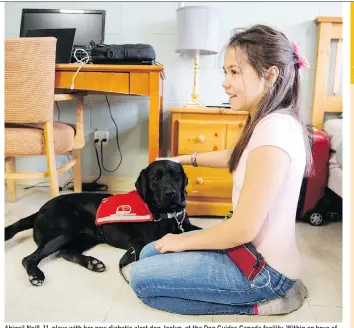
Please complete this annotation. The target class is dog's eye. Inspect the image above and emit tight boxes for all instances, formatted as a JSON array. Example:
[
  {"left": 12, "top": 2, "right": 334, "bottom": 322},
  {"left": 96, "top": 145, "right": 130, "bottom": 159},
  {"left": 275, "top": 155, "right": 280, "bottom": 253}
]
[
  {"left": 172, "top": 172, "right": 178, "bottom": 178},
  {"left": 152, "top": 176, "right": 160, "bottom": 181}
]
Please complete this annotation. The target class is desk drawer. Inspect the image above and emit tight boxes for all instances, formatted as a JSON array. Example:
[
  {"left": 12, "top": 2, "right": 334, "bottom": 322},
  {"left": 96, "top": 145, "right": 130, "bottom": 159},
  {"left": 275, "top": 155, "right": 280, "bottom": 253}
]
[
  {"left": 177, "top": 120, "right": 226, "bottom": 154},
  {"left": 55, "top": 72, "right": 130, "bottom": 93},
  {"left": 184, "top": 166, "right": 233, "bottom": 199}
]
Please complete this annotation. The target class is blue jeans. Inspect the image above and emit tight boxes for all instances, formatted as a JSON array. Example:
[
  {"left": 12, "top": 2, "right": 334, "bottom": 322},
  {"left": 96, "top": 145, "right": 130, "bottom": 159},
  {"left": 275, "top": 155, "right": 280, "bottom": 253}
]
[{"left": 129, "top": 240, "right": 295, "bottom": 315}]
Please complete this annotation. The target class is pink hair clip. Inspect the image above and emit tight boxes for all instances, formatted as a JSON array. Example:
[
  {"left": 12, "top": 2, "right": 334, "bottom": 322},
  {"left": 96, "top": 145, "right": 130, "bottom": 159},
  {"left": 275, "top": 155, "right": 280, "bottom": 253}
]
[{"left": 292, "top": 42, "right": 310, "bottom": 69}]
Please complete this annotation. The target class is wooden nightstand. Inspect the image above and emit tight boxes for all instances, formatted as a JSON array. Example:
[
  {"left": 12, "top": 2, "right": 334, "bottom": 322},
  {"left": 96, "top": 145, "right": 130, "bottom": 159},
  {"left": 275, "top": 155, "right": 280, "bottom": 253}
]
[{"left": 169, "top": 107, "right": 249, "bottom": 217}]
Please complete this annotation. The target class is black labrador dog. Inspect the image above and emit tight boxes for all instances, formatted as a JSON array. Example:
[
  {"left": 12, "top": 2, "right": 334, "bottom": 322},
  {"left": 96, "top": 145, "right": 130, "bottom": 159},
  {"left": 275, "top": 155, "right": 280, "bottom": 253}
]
[{"left": 5, "top": 160, "right": 201, "bottom": 286}]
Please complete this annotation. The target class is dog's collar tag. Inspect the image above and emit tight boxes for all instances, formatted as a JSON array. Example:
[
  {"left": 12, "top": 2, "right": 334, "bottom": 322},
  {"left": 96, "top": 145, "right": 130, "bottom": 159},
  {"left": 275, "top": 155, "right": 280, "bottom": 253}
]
[{"left": 174, "top": 211, "right": 186, "bottom": 232}]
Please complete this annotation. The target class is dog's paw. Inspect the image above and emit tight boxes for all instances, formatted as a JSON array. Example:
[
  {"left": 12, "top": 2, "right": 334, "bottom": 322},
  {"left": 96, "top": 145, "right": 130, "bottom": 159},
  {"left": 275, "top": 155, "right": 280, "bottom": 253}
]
[
  {"left": 28, "top": 268, "right": 45, "bottom": 286},
  {"left": 86, "top": 256, "right": 106, "bottom": 272}
]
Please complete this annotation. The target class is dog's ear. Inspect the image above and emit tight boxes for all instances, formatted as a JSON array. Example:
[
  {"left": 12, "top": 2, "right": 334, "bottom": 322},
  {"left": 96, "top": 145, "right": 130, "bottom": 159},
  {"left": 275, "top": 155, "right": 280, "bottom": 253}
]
[
  {"left": 182, "top": 171, "right": 188, "bottom": 197},
  {"left": 183, "top": 172, "right": 188, "bottom": 189},
  {"left": 135, "top": 168, "right": 148, "bottom": 201}
]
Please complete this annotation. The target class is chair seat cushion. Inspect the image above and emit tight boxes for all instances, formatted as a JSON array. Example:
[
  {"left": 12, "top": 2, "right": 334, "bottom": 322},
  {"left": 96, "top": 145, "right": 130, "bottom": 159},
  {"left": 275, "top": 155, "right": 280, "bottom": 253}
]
[{"left": 5, "top": 122, "right": 76, "bottom": 156}]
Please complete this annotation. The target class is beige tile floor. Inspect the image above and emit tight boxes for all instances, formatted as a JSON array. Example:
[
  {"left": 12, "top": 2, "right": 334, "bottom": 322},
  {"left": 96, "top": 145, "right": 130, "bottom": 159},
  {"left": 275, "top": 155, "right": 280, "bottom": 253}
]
[{"left": 4, "top": 188, "right": 342, "bottom": 323}]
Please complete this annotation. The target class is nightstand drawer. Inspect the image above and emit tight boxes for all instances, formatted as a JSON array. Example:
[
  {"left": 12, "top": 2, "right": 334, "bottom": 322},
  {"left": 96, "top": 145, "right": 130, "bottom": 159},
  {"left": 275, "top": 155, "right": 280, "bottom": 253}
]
[
  {"left": 184, "top": 166, "right": 233, "bottom": 199},
  {"left": 169, "top": 108, "right": 248, "bottom": 216},
  {"left": 177, "top": 120, "right": 226, "bottom": 154}
]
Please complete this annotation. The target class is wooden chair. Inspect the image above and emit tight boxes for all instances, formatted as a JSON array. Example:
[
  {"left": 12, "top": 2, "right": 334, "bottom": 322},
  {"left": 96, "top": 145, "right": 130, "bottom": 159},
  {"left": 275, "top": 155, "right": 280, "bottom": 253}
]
[
  {"left": 311, "top": 17, "right": 343, "bottom": 129},
  {"left": 4, "top": 37, "right": 86, "bottom": 202}
]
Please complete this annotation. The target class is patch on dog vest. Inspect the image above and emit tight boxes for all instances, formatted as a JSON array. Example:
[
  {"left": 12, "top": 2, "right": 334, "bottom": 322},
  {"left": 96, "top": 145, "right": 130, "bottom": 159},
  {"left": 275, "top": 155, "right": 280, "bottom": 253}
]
[{"left": 95, "top": 190, "right": 153, "bottom": 225}]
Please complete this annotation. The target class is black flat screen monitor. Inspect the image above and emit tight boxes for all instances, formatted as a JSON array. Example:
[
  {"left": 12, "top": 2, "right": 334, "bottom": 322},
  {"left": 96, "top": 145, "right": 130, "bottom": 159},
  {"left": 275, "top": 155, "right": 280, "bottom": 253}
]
[
  {"left": 26, "top": 28, "right": 76, "bottom": 63},
  {"left": 20, "top": 9, "right": 105, "bottom": 47}
]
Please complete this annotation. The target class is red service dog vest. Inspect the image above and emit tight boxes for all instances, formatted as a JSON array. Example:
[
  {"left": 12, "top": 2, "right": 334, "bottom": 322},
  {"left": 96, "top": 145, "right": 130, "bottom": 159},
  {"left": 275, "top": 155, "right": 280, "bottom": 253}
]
[{"left": 95, "top": 190, "right": 153, "bottom": 225}]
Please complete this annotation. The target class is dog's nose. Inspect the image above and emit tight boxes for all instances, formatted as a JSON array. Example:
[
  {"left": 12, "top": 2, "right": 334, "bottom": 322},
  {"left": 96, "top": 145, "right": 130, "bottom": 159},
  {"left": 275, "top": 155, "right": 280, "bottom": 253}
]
[{"left": 165, "top": 191, "right": 176, "bottom": 198}]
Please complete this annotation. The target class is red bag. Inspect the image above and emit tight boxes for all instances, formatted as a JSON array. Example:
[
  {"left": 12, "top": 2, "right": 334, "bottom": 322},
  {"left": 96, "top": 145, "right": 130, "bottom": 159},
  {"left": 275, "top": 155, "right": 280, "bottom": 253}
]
[
  {"left": 296, "top": 128, "right": 330, "bottom": 219},
  {"left": 226, "top": 243, "right": 265, "bottom": 280}
]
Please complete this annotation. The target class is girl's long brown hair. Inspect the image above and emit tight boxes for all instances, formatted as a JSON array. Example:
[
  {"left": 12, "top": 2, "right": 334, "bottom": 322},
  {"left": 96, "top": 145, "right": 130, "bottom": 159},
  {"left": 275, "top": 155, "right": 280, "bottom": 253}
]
[{"left": 227, "top": 25, "right": 313, "bottom": 177}]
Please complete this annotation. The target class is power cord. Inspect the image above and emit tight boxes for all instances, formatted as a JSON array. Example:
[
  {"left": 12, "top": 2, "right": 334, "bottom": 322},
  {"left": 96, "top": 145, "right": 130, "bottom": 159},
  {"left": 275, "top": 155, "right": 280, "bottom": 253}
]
[
  {"left": 153, "top": 60, "right": 163, "bottom": 66},
  {"left": 55, "top": 101, "right": 61, "bottom": 121},
  {"left": 55, "top": 99, "right": 106, "bottom": 192},
  {"left": 78, "top": 95, "right": 122, "bottom": 192},
  {"left": 153, "top": 61, "right": 166, "bottom": 79},
  {"left": 92, "top": 144, "right": 102, "bottom": 183},
  {"left": 24, "top": 181, "right": 51, "bottom": 190},
  {"left": 75, "top": 142, "right": 108, "bottom": 192},
  {"left": 100, "top": 95, "right": 123, "bottom": 173},
  {"left": 62, "top": 98, "right": 108, "bottom": 192},
  {"left": 65, "top": 142, "right": 108, "bottom": 192},
  {"left": 65, "top": 129, "right": 108, "bottom": 192},
  {"left": 70, "top": 48, "right": 90, "bottom": 90}
]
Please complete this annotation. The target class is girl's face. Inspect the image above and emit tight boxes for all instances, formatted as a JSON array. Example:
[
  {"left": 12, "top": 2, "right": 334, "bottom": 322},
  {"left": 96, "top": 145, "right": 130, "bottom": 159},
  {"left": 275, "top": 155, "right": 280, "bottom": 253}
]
[{"left": 222, "top": 46, "right": 267, "bottom": 115}]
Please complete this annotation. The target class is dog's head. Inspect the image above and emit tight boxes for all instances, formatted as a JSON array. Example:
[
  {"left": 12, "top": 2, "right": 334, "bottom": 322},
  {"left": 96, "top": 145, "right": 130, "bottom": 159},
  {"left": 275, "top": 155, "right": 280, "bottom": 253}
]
[{"left": 135, "top": 160, "right": 188, "bottom": 213}]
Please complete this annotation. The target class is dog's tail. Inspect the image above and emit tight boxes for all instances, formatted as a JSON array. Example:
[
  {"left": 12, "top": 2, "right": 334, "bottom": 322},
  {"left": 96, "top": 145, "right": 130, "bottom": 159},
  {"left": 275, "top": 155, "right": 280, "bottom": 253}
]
[{"left": 5, "top": 212, "right": 37, "bottom": 241}]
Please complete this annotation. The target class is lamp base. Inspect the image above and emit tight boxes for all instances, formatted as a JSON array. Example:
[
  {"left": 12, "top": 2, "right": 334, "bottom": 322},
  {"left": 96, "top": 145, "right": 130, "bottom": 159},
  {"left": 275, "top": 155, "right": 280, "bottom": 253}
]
[{"left": 183, "top": 99, "right": 202, "bottom": 108}]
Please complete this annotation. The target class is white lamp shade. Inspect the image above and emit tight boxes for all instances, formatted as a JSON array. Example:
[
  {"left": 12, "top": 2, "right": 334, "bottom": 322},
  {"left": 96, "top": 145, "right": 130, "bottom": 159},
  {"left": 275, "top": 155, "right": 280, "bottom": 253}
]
[{"left": 176, "top": 6, "right": 219, "bottom": 56}]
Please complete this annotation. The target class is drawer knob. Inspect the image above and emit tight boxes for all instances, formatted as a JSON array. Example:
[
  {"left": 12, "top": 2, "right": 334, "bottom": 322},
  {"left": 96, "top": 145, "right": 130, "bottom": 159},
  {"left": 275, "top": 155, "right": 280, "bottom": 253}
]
[
  {"left": 196, "top": 177, "right": 204, "bottom": 185},
  {"left": 198, "top": 136, "right": 206, "bottom": 143},
  {"left": 238, "top": 123, "right": 244, "bottom": 128}
]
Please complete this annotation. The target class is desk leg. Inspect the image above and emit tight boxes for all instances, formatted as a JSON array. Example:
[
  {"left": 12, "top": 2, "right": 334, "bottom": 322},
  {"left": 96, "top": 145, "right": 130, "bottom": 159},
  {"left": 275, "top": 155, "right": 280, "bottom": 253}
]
[{"left": 148, "top": 72, "right": 162, "bottom": 163}]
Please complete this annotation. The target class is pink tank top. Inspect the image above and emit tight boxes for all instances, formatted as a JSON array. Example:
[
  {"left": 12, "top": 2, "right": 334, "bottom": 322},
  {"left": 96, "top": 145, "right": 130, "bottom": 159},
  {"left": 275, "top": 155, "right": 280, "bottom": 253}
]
[{"left": 232, "top": 113, "right": 306, "bottom": 279}]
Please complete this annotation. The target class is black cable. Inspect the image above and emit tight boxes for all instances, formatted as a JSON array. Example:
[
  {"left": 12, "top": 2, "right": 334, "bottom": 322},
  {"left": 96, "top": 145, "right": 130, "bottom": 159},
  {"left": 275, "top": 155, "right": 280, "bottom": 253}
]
[
  {"left": 65, "top": 142, "right": 107, "bottom": 192},
  {"left": 92, "top": 143, "right": 102, "bottom": 183},
  {"left": 100, "top": 95, "right": 123, "bottom": 173},
  {"left": 69, "top": 96, "right": 119, "bottom": 191},
  {"left": 55, "top": 101, "right": 61, "bottom": 121},
  {"left": 63, "top": 99, "right": 108, "bottom": 192},
  {"left": 24, "top": 181, "right": 49, "bottom": 190},
  {"left": 66, "top": 145, "right": 107, "bottom": 191},
  {"left": 76, "top": 142, "right": 107, "bottom": 191}
]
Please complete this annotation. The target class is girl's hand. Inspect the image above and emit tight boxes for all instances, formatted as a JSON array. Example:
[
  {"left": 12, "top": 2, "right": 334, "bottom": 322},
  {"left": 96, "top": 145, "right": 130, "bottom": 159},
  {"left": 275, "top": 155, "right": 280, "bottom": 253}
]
[{"left": 155, "top": 233, "right": 187, "bottom": 253}]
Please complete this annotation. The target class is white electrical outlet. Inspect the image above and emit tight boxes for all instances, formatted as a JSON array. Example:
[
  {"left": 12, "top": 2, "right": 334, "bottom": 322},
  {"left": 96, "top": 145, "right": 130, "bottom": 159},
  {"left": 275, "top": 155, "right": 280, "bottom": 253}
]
[{"left": 94, "top": 129, "right": 109, "bottom": 145}]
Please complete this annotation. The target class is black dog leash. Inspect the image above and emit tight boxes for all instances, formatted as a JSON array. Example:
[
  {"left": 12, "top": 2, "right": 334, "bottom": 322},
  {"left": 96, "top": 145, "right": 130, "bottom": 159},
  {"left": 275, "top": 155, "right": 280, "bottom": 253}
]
[
  {"left": 119, "top": 246, "right": 137, "bottom": 284},
  {"left": 118, "top": 211, "right": 186, "bottom": 284},
  {"left": 119, "top": 241, "right": 146, "bottom": 284}
]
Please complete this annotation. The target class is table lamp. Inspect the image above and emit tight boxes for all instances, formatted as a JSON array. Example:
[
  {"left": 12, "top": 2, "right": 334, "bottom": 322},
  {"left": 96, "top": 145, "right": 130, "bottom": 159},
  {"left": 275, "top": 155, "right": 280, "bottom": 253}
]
[{"left": 176, "top": 5, "right": 219, "bottom": 108}]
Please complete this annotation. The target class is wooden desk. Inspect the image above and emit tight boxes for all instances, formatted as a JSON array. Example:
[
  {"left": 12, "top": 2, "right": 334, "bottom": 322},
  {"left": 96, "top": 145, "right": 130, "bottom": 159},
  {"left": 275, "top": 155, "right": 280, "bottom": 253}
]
[{"left": 55, "top": 64, "right": 164, "bottom": 163}]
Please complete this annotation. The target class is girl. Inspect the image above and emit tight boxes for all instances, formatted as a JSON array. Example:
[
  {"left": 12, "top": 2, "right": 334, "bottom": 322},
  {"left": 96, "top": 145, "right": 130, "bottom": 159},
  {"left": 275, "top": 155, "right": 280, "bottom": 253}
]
[{"left": 129, "top": 24, "right": 312, "bottom": 315}]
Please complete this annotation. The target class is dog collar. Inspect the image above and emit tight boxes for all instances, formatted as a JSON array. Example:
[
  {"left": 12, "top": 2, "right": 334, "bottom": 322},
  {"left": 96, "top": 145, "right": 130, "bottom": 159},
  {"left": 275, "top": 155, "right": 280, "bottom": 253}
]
[{"left": 153, "top": 210, "right": 186, "bottom": 232}]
